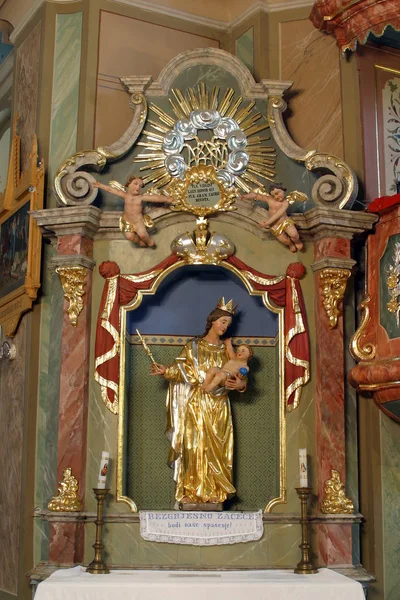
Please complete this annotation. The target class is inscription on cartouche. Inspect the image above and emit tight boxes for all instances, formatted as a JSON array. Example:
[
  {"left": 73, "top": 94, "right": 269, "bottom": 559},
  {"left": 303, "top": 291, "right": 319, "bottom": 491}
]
[{"left": 187, "top": 182, "right": 220, "bottom": 207}]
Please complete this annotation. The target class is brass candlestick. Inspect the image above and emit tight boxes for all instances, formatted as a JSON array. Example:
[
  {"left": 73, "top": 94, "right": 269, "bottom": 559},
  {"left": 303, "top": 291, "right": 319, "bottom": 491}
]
[
  {"left": 294, "top": 487, "right": 318, "bottom": 574},
  {"left": 86, "top": 488, "right": 110, "bottom": 574}
]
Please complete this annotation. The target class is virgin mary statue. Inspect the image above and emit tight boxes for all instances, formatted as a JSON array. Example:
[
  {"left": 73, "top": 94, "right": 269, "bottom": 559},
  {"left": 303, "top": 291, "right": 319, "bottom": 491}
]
[{"left": 151, "top": 298, "right": 246, "bottom": 505}]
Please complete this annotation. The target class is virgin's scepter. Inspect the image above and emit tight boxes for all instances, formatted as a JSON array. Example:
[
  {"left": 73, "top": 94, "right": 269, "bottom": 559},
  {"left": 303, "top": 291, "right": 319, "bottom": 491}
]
[{"left": 136, "top": 329, "right": 156, "bottom": 365}]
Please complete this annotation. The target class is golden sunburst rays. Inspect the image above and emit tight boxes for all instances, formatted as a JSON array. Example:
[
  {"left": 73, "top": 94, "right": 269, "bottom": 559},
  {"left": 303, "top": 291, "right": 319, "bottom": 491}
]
[{"left": 134, "top": 84, "right": 276, "bottom": 193}]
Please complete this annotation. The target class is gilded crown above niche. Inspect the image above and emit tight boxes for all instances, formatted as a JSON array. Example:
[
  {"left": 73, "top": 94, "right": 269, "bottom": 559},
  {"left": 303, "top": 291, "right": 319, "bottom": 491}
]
[{"left": 53, "top": 48, "right": 358, "bottom": 214}]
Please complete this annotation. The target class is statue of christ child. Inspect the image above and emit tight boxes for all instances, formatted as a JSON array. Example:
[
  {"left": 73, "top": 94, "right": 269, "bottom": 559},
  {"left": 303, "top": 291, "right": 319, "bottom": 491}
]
[{"left": 202, "top": 339, "right": 253, "bottom": 393}]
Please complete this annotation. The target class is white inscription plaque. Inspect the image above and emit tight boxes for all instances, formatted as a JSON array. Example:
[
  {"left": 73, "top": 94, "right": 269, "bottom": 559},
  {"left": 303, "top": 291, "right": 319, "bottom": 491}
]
[
  {"left": 139, "top": 510, "right": 263, "bottom": 545},
  {"left": 187, "top": 182, "right": 220, "bottom": 207}
]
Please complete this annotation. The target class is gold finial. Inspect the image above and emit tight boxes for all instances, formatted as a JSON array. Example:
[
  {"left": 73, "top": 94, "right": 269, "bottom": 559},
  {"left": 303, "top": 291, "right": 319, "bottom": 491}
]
[
  {"left": 48, "top": 467, "right": 82, "bottom": 512},
  {"left": 217, "top": 297, "right": 237, "bottom": 314}
]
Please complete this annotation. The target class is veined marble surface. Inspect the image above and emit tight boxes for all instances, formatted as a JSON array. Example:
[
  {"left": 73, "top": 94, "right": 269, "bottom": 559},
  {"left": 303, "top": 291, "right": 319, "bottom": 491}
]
[
  {"left": 0, "top": 318, "right": 28, "bottom": 594},
  {"left": 381, "top": 413, "right": 400, "bottom": 599},
  {"left": 280, "top": 19, "right": 343, "bottom": 158},
  {"left": 48, "top": 12, "right": 82, "bottom": 209},
  {"left": 15, "top": 21, "right": 41, "bottom": 171},
  {"left": 84, "top": 520, "right": 301, "bottom": 568},
  {"left": 35, "top": 244, "right": 63, "bottom": 564}
]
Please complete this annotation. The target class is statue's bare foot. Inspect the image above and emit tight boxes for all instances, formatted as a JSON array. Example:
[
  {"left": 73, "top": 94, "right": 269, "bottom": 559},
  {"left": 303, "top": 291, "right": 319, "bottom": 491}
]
[
  {"left": 208, "top": 496, "right": 219, "bottom": 503},
  {"left": 180, "top": 496, "right": 192, "bottom": 503}
]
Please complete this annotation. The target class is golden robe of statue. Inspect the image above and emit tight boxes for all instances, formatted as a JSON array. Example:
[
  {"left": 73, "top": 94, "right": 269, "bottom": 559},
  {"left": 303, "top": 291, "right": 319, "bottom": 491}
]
[
  {"left": 151, "top": 301, "right": 245, "bottom": 504},
  {"left": 164, "top": 337, "right": 235, "bottom": 503}
]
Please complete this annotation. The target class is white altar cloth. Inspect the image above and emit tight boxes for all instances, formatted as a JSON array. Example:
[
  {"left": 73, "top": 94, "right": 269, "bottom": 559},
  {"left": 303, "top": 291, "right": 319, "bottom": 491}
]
[{"left": 35, "top": 566, "right": 365, "bottom": 600}]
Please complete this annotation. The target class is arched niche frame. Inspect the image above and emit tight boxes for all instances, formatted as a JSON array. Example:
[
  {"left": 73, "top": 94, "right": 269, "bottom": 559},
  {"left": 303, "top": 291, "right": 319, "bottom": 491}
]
[
  {"left": 55, "top": 48, "right": 357, "bottom": 211},
  {"left": 94, "top": 257, "right": 310, "bottom": 514}
]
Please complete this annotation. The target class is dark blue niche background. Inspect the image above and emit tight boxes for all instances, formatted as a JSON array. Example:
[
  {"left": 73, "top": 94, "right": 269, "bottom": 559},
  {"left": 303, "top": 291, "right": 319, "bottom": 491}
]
[{"left": 126, "top": 265, "right": 278, "bottom": 337}]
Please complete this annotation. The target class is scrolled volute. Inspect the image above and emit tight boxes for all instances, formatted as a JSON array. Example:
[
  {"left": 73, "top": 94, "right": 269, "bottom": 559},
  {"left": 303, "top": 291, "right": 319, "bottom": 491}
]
[
  {"left": 305, "top": 153, "right": 358, "bottom": 210},
  {"left": 54, "top": 91, "right": 148, "bottom": 207},
  {"left": 266, "top": 89, "right": 358, "bottom": 210}
]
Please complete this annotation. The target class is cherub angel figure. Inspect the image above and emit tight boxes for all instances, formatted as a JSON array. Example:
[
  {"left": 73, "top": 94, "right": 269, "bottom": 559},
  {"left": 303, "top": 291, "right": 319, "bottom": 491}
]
[
  {"left": 93, "top": 176, "right": 173, "bottom": 247},
  {"left": 242, "top": 183, "right": 304, "bottom": 253}
]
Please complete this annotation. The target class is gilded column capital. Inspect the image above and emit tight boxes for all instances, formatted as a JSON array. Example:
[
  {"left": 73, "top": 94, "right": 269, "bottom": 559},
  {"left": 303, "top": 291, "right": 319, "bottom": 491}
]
[
  {"left": 318, "top": 268, "right": 351, "bottom": 328},
  {"left": 321, "top": 470, "right": 354, "bottom": 515},
  {"left": 48, "top": 467, "right": 82, "bottom": 512},
  {"left": 56, "top": 265, "right": 87, "bottom": 327}
]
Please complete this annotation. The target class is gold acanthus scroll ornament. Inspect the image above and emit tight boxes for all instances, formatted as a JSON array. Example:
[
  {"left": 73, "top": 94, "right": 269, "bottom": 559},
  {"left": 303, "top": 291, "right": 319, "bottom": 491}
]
[
  {"left": 321, "top": 470, "right": 354, "bottom": 514},
  {"left": 56, "top": 266, "right": 87, "bottom": 327},
  {"left": 349, "top": 295, "right": 376, "bottom": 361},
  {"left": 48, "top": 467, "right": 82, "bottom": 512},
  {"left": 319, "top": 268, "right": 351, "bottom": 328}
]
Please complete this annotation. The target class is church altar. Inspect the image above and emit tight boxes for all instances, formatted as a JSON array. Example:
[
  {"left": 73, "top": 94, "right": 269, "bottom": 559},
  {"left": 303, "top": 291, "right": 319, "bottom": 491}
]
[{"left": 35, "top": 567, "right": 365, "bottom": 600}]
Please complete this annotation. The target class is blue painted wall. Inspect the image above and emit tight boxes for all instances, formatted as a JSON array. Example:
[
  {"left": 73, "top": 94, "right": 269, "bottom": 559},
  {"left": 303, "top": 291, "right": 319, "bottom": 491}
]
[{"left": 126, "top": 265, "right": 278, "bottom": 337}]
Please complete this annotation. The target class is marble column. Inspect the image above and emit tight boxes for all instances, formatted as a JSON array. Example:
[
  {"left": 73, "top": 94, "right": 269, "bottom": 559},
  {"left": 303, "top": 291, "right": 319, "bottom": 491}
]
[
  {"left": 34, "top": 208, "right": 99, "bottom": 564},
  {"left": 312, "top": 237, "right": 355, "bottom": 566}
]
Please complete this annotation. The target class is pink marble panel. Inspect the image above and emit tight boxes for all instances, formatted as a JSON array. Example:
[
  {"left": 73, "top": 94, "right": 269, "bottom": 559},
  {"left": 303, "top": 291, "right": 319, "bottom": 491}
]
[
  {"left": 313, "top": 239, "right": 352, "bottom": 565},
  {"left": 318, "top": 524, "right": 353, "bottom": 566},
  {"left": 57, "top": 271, "right": 92, "bottom": 482},
  {"left": 49, "top": 266, "right": 92, "bottom": 564},
  {"left": 315, "top": 295, "right": 346, "bottom": 500},
  {"left": 57, "top": 235, "right": 93, "bottom": 257},
  {"left": 314, "top": 238, "right": 351, "bottom": 262},
  {"left": 49, "top": 522, "right": 85, "bottom": 564}
]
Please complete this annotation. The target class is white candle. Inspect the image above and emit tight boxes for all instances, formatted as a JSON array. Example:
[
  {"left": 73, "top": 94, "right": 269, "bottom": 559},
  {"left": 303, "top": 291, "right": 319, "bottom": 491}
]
[
  {"left": 97, "top": 451, "right": 110, "bottom": 489},
  {"left": 299, "top": 448, "right": 308, "bottom": 488}
]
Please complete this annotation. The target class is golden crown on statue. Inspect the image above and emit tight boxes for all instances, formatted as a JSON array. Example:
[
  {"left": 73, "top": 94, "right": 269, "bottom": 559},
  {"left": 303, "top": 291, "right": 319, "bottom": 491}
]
[{"left": 216, "top": 297, "right": 237, "bottom": 314}]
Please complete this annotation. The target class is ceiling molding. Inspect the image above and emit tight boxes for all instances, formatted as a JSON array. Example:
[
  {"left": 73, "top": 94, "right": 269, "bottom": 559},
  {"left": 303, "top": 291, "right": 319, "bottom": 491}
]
[
  {"left": 111, "top": 0, "right": 228, "bottom": 31},
  {"left": 111, "top": 0, "right": 314, "bottom": 33},
  {"left": 9, "top": 0, "right": 44, "bottom": 43},
  {"left": 9, "top": 0, "right": 314, "bottom": 45}
]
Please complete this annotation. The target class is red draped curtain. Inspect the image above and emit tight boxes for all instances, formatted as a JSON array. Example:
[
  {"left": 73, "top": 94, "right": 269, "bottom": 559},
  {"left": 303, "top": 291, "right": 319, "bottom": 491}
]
[
  {"left": 94, "top": 256, "right": 310, "bottom": 414},
  {"left": 310, "top": 0, "right": 400, "bottom": 52}
]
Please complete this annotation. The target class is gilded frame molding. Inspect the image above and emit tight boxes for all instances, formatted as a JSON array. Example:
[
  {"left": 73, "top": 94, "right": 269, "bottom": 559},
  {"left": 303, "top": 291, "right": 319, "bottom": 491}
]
[
  {"left": 0, "top": 119, "right": 44, "bottom": 336},
  {"left": 116, "top": 260, "right": 286, "bottom": 514}
]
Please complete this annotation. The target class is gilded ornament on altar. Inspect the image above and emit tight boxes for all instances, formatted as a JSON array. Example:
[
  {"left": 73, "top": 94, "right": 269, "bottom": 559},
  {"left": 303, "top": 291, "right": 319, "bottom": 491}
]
[
  {"left": 319, "top": 268, "right": 351, "bottom": 328},
  {"left": 286, "top": 190, "right": 308, "bottom": 205},
  {"left": 386, "top": 242, "right": 400, "bottom": 325},
  {"left": 56, "top": 266, "right": 87, "bottom": 327},
  {"left": 168, "top": 165, "right": 237, "bottom": 217},
  {"left": 48, "top": 467, "right": 82, "bottom": 512},
  {"left": 349, "top": 295, "right": 376, "bottom": 361},
  {"left": 321, "top": 470, "right": 354, "bottom": 514},
  {"left": 134, "top": 83, "right": 276, "bottom": 209},
  {"left": 171, "top": 217, "right": 235, "bottom": 264}
]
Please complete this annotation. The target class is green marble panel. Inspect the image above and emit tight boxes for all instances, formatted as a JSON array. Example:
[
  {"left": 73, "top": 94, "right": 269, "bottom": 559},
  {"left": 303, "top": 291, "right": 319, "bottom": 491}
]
[
  {"left": 84, "top": 520, "right": 300, "bottom": 568},
  {"left": 34, "top": 246, "right": 63, "bottom": 563},
  {"left": 381, "top": 413, "right": 400, "bottom": 599},
  {"left": 236, "top": 28, "right": 254, "bottom": 76},
  {"left": 382, "top": 399, "right": 400, "bottom": 420},
  {"left": 379, "top": 233, "right": 400, "bottom": 339},
  {"left": 48, "top": 12, "right": 82, "bottom": 209},
  {"left": 344, "top": 276, "right": 360, "bottom": 564}
]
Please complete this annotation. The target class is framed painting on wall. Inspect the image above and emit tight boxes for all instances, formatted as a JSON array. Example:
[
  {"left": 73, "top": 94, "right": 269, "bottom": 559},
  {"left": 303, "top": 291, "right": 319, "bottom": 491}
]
[{"left": 0, "top": 118, "right": 44, "bottom": 336}]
